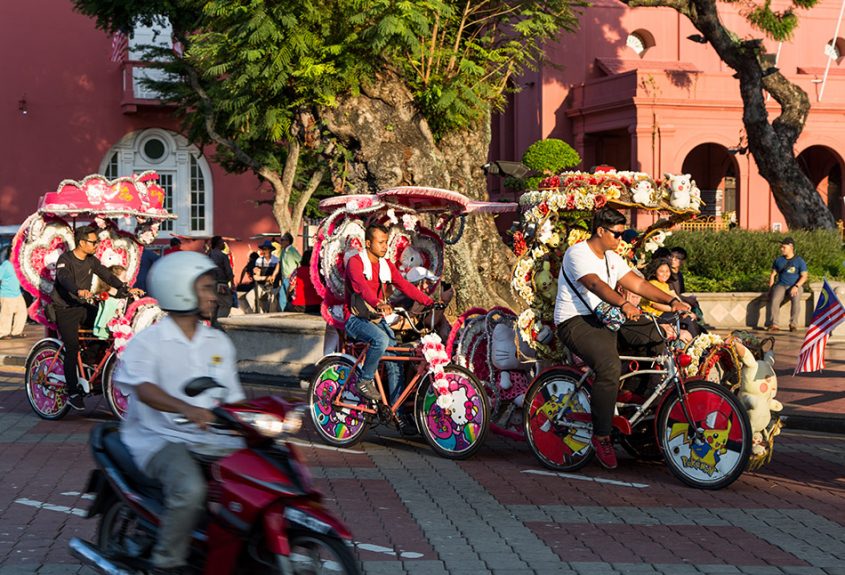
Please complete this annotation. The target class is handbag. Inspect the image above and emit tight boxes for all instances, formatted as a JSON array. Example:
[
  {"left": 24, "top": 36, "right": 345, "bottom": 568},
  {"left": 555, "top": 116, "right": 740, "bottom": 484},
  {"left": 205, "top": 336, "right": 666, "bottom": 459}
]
[{"left": 562, "top": 256, "right": 626, "bottom": 332}]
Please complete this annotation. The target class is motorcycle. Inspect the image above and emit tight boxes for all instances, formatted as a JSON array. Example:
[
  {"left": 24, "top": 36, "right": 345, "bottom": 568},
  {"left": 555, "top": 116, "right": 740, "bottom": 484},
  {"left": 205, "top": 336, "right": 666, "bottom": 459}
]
[{"left": 68, "top": 377, "right": 360, "bottom": 575}]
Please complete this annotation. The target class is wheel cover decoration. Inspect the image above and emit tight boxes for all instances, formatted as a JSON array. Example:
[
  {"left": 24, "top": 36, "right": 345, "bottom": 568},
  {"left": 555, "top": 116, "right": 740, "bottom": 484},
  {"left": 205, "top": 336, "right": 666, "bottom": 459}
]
[
  {"left": 28, "top": 346, "right": 66, "bottom": 415},
  {"left": 526, "top": 377, "right": 592, "bottom": 465},
  {"left": 419, "top": 367, "right": 485, "bottom": 453},
  {"left": 311, "top": 362, "right": 366, "bottom": 440},
  {"left": 662, "top": 388, "right": 745, "bottom": 482}
]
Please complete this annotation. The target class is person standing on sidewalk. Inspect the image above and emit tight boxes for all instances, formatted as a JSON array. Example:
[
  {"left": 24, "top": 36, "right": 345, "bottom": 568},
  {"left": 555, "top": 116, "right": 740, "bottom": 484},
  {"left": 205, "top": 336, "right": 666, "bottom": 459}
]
[
  {"left": 207, "top": 236, "right": 234, "bottom": 327},
  {"left": 766, "top": 237, "right": 808, "bottom": 332},
  {"left": 0, "top": 256, "right": 27, "bottom": 340},
  {"left": 275, "top": 232, "right": 301, "bottom": 312}
]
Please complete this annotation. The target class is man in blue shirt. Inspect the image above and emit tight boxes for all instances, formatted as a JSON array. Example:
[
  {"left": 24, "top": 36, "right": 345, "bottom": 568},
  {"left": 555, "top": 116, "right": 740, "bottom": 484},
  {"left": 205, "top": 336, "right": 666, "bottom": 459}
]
[
  {"left": 0, "top": 255, "right": 27, "bottom": 339},
  {"left": 766, "top": 237, "right": 808, "bottom": 332}
]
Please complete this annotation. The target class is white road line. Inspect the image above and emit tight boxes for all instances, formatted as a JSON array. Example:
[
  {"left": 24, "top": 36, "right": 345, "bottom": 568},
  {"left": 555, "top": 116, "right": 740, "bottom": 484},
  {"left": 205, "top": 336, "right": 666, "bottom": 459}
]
[
  {"left": 61, "top": 491, "right": 96, "bottom": 500},
  {"left": 286, "top": 438, "right": 366, "bottom": 454},
  {"left": 15, "top": 498, "right": 87, "bottom": 516},
  {"left": 521, "top": 469, "right": 649, "bottom": 489},
  {"left": 355, "top": 541, "right": 424, "bottom": 559}
]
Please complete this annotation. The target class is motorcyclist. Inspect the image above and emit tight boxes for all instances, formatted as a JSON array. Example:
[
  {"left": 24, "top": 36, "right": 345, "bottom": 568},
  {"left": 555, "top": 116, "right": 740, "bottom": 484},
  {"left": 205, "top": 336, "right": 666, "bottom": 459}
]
[{"left": 114, "top": 251, "right": 246, "bottom": 575}]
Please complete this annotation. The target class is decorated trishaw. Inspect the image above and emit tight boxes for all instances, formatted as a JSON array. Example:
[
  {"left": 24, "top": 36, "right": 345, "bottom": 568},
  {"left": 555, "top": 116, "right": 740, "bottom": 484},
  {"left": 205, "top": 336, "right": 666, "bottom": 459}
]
[
  {"left": 13, "top": 172, "right": 171, "bottom": 420},
  {"left": 307, "top": 187, "right": 515, "bottom": 458},
  {"left": 449, "top": 168, "right": 782, "bottom": 486}
]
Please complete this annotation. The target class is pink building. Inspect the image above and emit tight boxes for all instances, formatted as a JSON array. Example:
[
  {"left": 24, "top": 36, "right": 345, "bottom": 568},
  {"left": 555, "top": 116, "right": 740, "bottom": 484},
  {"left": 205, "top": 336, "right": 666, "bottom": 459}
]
[
  {"left": 0, "top": 0, "right": 278, "bottom": 265},
  {"left": 490, "top": 0, "right": 845, "bottom": 230}
]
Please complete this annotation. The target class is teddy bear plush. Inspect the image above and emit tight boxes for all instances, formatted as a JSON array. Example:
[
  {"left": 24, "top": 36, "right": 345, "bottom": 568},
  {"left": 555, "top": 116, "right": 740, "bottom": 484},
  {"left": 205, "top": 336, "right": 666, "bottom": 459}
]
[
  {"left": 666, "top": 173, "right": 693, "bottom": 210},
  {"left": 631, "top": 179, "right": 656, "bottom": 206},
  {"left": 735, "top": 341, "right": 783, "bottom": 456}
]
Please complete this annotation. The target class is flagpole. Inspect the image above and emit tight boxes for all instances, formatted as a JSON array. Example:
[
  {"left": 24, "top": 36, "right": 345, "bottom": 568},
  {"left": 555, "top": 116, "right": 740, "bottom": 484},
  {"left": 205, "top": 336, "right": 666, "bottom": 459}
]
[{"left": 820, "top": 0, "right": 845, "bottom": 101}]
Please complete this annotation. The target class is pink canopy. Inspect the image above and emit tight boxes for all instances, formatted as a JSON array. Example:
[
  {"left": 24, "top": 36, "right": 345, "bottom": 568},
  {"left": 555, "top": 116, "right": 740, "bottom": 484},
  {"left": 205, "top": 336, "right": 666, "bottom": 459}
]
[
  {"left": 38, "top": 171, "right": 176, "bottom": 220},
  {"left": 318, "top": 187, "right": 517, "bottom": 215},
  {"left": 317, "top": 194, "right": 381, "bottom": 214},
  {"left": 465, "top": 200, "right": 517, "bottom": 214}
]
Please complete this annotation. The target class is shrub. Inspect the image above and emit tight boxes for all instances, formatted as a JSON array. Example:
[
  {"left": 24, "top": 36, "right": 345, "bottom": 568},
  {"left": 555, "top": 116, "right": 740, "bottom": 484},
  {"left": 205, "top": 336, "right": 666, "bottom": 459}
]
[
  {"left": 666, "top": 229, "right": 845, "bottom": 292},
  {"left": 522, "top": 138, "right": 581, "bottom": 173}
]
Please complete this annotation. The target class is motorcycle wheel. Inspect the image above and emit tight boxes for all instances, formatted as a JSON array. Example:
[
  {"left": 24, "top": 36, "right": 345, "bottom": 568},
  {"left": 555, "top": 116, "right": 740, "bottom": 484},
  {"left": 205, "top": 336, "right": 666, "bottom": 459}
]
[
  {"left": 523, "top": 367, "right": 594, "bottom": 471},
  {"left": 286, "top": 531, "right": 361, "bottom": 575},
  {"left": 97, "top": 500, "right": 151, "bottom": 561},
  {"left": 24, "top": 340, "right": 70, "bottom": 420},
  {"left": 415, "top": 364, "right": 490, "bottom": 460},
  {"left": 657, "top": 379, "right": 752, "bottom": 490},
  {"left": 308, "top": 356, "right": 369, "bottom": 447},
  {"left": 102, "top": 355, "right": 129, "bottom": 420}
]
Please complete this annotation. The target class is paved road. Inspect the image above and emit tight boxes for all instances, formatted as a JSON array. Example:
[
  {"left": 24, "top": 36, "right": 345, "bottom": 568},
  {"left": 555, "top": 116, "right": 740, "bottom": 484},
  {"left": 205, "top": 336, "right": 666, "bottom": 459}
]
[{"left": 1, "top": 368, "right": 844, "bottom": 575}]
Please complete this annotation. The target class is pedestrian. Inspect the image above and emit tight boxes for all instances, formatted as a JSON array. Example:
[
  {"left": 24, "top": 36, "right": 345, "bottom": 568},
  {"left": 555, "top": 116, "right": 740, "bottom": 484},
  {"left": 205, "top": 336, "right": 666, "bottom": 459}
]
[
  {"left": 0, "top": 255, "right": 27, "bottom": 340},
  {"left": 284, "top": 249, "right": 321, "bottom": 313},
  {"left": 207, "top": 236, "right": 234, "bottom": 327},
  {"left": 236, "top": 251, "right": 260, "bottom": 314},
  {"left": 136, "top": 247, "right": 160, "bottom": 293},
  {"left": 163, "top": 237, "right": 182, "bottom": 256},
  {"left": 253, "top": 240, "right": 280, "bottom": 313},
  {"left": 766, "top": 236, "right": 808, "bottom": 332},
  {"left": 275, "top": 232, "right": 301, "bottom": 312}
]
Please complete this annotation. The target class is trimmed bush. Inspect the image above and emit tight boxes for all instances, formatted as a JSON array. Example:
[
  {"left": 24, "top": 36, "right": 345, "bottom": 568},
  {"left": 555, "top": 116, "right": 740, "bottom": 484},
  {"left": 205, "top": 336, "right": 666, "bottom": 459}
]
[
  {"left": 505, "top": 138, "right": 581, "bottom": 191},
  {"left": 666, "top": 229, "right": 845, "bottom": 292}
]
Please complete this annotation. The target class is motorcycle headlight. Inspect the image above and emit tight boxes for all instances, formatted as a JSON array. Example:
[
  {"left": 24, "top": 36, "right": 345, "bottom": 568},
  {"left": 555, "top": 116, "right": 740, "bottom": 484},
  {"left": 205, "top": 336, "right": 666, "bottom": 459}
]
[{"left": 235, "top": 410, "right": 303, "bottom": 438}]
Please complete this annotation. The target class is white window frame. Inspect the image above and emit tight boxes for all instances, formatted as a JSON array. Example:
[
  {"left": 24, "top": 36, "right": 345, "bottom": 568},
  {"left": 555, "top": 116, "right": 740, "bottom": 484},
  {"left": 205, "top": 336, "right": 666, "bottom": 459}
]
[{"left": 98, "top": 128, "right": 214, "bottom": 238}]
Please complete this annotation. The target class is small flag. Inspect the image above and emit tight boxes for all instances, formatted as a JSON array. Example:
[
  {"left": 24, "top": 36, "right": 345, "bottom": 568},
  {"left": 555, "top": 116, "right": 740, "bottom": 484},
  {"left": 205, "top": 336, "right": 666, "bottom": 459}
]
[
  {"left": 110, "top": 32, "right": 129, "bottom": 63},
  {"left": 795, "top": 279, "right": 845, "bottom": 374}
]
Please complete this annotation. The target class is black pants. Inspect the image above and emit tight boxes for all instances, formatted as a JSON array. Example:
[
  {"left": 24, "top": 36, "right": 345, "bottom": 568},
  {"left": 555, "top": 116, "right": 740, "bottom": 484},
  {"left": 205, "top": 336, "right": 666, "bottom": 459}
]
[
  {"left": 54, "top": 305, "right": 97, "bottom": 394},
  {"left": 557, "top": 315, "right": 662, "bottom": 436}
]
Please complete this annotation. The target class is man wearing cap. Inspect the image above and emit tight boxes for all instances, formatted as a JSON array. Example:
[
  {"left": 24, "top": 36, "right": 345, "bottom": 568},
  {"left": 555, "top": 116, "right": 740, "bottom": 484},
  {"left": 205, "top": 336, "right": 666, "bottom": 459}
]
[
  {"left": 253, "top": 240, "right": 280, "bottom": 313},
  {"left": 766, "top": 237, "right": 808, "bottom": 332}
]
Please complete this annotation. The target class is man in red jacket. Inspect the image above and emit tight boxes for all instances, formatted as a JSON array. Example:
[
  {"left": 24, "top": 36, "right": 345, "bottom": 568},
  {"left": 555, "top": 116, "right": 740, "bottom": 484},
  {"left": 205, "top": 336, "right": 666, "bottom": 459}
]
[{"left": 345, "top": 224, "right": 432, "bottom": 415}]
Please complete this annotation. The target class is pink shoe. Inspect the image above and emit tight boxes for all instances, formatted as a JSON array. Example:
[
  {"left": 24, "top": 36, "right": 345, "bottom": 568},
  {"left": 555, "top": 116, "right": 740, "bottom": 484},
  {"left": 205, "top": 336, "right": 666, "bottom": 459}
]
[{"left": 591, "top": 435, "right": 618, "bottom": 469}]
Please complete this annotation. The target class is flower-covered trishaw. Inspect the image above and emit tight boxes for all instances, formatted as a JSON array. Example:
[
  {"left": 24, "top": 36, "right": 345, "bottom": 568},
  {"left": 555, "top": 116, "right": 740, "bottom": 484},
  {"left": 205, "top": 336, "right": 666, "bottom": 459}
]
[
  {"left": 451, "top": 169, "right": 781, "bottom": 487},
  {"left": 308, "top": 187, "right": 515, "bottom": 459},
  {"left": 13, "top": 172, "right": 171, "bottom": 420}
]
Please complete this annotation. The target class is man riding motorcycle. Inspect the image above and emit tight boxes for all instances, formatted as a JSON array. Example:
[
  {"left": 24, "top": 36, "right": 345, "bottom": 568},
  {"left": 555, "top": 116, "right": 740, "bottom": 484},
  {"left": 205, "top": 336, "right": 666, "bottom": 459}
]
[{"left": 114, "top": 251, "right": 246, "bottom": 575}]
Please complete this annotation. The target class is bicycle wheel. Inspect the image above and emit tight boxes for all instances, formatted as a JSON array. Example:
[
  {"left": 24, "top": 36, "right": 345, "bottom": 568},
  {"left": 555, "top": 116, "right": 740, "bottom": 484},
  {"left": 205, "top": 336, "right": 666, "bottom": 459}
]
[
  {"left": 24, "top": 340, "right": 70, "bottom": 420},
  {"left": 524, "top": 368, "right": 594, "bottom": 471},
  {"left": 308, "top": 356, "right": 369, "bottom": 447},
  {"left": 657, "top": 379, "right": 752, "bottom": 489},
  {"left": 102, "top": 356, "right": 129, "bottom": 420},
  {"left": 415, "top": 364, "right": 490, "bottom": 459}
]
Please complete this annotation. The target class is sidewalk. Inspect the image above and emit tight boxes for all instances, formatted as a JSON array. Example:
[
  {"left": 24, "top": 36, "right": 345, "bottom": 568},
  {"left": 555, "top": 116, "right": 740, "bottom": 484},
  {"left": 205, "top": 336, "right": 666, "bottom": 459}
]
[{"left": 3, "top": 322, "right": 843, "bottom": 433}]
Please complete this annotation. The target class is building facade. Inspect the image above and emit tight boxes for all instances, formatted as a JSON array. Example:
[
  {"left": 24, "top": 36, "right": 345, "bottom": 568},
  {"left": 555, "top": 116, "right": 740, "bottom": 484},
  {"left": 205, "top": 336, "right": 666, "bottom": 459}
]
[{"left": 490, "top": 0, "right": 845, "bottom": 230}]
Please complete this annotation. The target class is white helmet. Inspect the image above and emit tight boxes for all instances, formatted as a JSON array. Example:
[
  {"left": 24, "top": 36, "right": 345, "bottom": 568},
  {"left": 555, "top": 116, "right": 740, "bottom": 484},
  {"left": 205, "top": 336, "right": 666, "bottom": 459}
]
[{"left": 148, "top": 251, "right": 217, "bottom": 312}]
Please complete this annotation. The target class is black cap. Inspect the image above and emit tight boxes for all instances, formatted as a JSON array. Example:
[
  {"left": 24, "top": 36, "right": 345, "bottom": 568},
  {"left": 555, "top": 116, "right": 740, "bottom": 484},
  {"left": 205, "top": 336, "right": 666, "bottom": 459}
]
[{"left": 781, "top": 236, "right": 794, "bottom": 246}]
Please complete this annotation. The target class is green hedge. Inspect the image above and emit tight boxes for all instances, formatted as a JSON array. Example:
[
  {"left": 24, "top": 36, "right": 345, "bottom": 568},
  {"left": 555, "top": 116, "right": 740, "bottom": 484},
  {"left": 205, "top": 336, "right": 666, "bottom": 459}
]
[{"left": 666, "top": 229, "right": 845, "bottom": 292}]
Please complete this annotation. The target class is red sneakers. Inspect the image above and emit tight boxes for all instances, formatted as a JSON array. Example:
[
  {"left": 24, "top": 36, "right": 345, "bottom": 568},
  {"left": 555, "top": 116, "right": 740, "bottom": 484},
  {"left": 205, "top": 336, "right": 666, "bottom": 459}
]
[{"left": 591, "top": 435, "right": 618, "bottom": 469}]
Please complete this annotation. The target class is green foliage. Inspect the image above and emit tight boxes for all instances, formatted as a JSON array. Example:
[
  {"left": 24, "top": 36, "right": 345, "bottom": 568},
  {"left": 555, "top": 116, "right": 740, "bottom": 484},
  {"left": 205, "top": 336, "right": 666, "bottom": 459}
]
[
  {"left": 665, "top": 229, "right": 845, "bottom": 292},
  {"left": 741, "top": 0, "right": 819, "bottom": 41},
  {"left": 522, "top": 138, "right": 581, "bottom": 172}
]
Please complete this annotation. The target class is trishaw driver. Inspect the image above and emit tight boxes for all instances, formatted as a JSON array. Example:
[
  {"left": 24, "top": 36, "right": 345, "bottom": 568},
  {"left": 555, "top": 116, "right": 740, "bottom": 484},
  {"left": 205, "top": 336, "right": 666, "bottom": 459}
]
[
  {"left": 345, "top": 224, "right": 433, "bottom": 408},
  {"left": 554, "top": 207, "right": 690, "bottom": 470},
  {"left": 52, "top": 225, "right": 142, "bottom": 410}
]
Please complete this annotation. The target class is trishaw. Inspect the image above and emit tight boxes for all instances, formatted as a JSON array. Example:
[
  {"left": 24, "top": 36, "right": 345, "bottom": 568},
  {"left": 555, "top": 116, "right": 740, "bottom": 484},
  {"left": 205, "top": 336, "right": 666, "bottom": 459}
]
[
  {"left": 448, "top": 168, "right": 782, "bottom": 487},
  {"left": 12, "top": 172, "right": 171, "bottom": 420},
  {"left": 307, "top": 187, "right": 515, "bottom": 458}
]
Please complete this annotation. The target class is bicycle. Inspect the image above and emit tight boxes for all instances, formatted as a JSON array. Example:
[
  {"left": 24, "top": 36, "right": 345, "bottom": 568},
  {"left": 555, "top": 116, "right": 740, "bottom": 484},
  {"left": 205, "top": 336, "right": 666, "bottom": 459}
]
[
  {"left": 524, "top": 312, "right": 752, "bottom": 489},
  {"left": 24, "top": 293, "right": 152, "bottom": 421},
  {"left": 308, "top": 305, "right": 490, "bottom": 459}
]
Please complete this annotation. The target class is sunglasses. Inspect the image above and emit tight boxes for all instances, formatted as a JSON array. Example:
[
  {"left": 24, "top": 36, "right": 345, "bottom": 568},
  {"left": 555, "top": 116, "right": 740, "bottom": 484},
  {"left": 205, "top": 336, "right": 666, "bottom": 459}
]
[
  {"left": 602, "top": 227, "right": 624, "bottom": 239},
  {"left": 81, "top": 238, "right": 100, "bottom": 246}
]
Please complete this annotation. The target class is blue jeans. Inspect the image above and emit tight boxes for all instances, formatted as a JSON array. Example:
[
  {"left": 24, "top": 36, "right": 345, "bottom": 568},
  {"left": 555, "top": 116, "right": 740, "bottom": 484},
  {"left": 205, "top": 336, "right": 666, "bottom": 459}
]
[
  {"left": 277, "top": 278, "right": 290, "bottom": 311},
  {"left": 345, "top": 316, "right": 402, "bottom": 402}
]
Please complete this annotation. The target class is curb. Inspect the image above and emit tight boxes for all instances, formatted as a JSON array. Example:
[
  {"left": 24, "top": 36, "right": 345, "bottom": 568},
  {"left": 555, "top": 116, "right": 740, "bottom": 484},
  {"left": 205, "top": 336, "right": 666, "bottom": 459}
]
[
  {"left": 0, "top": 354, "right": 26, "bottom": 368},
  {"left": 781, "top": 413, "right": 845, "bottom": 435}
]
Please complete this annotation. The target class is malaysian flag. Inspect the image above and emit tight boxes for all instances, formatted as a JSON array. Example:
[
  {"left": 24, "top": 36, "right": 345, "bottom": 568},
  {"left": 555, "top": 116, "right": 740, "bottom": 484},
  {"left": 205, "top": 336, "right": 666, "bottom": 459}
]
[
  {"left": 110, "top": 31, "right": 129, "bottom": 63},
  {"left": 794, "top": 279, "right": 845, "bottom": 374}
]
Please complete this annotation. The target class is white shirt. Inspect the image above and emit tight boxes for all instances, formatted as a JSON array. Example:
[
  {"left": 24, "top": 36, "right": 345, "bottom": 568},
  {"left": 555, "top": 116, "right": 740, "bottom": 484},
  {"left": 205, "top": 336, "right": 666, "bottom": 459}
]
[
  {"left": 115, "top": 316, "right": 246, "bottom": 470},
  {"left": 554, "top": 241, "right": 629, "bottom": 325}
]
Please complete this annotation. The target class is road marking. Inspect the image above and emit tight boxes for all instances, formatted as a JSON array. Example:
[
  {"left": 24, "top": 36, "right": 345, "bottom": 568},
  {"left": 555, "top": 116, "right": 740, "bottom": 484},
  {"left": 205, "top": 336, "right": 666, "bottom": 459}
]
[
  {"left": 355, "top": 541, "right": 424, "bottom": 559},
  {"left": 61, "top": 491, "right": 96, "bottom": 500},
  {"left": 15, "top": 498, "right": 86, "bottom": 516},
  {"left": 286, "top": 438, "right": 366, "bottom": 454},
  {"left": 521, "top": 469, "right": 650, "bottom": 489}
]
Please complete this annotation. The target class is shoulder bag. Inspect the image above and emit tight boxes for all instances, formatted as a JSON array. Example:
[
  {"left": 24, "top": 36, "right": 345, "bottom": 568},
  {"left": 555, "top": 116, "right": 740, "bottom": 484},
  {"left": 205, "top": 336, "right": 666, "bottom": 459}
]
[{"left": 562, "top": 255, "right": 626, "bottom": 332}]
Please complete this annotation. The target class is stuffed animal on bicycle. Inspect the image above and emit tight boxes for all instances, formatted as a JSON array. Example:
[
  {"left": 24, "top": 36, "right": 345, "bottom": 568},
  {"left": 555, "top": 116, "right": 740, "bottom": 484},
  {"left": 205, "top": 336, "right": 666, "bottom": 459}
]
[{"left": 736, "top": 341, "right": 783, "bottom": 458}]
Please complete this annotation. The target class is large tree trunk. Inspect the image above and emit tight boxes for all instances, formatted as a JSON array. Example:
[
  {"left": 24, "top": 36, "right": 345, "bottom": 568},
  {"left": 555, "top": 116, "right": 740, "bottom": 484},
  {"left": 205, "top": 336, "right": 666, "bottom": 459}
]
[{"left": 320, "top": 73, "right": 516, "bottom": 311}]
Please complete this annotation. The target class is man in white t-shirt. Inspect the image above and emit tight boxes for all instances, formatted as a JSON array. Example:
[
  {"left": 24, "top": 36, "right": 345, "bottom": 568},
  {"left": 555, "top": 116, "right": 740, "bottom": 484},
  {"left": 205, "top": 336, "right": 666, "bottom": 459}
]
[
  {"left": 115, "top": 252, "right": 246, "bottom": 575},
  {"left": 253, "top": 240, "right": 280, "bottom": 313},
  {"left": 555, "top": 207, "right": 689, "bottom": 470}
]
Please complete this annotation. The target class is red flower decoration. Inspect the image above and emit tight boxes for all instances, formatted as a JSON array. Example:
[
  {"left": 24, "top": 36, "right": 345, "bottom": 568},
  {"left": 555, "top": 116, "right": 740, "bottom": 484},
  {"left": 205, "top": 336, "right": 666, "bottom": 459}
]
[
  {"left": 566, "top": 194, "right": 576, "bottom": 210},
  {"left": 594, "top": 194, "right": 607, "bottom": 209},
  {"left": 98, "top": 292, "right": 109, "bottom": 301},
  {"left": 538, "top": 202, "right": 549, "bottom": 216},
  {"left": 512, "top": 231, "right": 527, "bottom": 256}
]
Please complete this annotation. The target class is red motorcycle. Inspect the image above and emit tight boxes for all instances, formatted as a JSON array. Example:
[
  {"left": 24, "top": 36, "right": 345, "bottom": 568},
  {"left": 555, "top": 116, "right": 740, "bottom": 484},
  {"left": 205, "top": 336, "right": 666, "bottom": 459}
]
[{"left": 68, "top": 378, "right": 359, "bottom": 575}]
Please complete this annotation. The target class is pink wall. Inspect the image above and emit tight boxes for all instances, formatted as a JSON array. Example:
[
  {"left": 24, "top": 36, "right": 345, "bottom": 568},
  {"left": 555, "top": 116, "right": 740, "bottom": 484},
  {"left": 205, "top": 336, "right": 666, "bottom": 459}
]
[
  {"left": 497, "top": 0, "right": 845, "bottom": 230},
  {"left": 0, "top": 0, "right": 284, "bottom": 273}
]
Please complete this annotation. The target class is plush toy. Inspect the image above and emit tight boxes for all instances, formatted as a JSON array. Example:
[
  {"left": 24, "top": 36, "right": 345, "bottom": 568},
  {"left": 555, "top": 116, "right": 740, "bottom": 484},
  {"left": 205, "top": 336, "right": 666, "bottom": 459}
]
[
  {"left": 534, "top": 261, "right": 555, "bottom": 299},
  {"left": 546, "top": 232, "right": 561, "bottom": 248},
  {"left": 736, "top": 341, "right": 783, "bottom": 456},
  {"left": 665, "top": 173, "right": 693, "bottom": 210},
  {"left": 399, "top": 246, "right": 424, "bottom": 274},
  {"left": 631, "top": 179, "right": 655, "bottom": 206}
]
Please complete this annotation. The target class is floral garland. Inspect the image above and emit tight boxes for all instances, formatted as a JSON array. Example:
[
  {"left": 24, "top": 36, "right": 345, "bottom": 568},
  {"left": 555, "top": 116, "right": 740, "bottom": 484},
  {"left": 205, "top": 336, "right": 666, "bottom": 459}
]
[
  {"left": 107, "top": 315, "right": 134, "bottom": 355},
  {"left": 420, "top": 333, "right": 468, "bottom": 416},
  {"left": 684, "top": 333, "right": 725, "bottom": 376}
]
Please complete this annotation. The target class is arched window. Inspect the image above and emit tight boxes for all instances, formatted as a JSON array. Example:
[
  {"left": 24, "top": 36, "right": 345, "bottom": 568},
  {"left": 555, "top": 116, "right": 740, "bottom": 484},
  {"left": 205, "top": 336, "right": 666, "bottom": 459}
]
[
  {"left": 825, "top": 37, "right": 845, "bottom": 64},
  {"left": 99, "top": 128, "right": 213, "bottom": 236},
  {"left": 627, "top": 29, "right": 656, "bottom": 58}
]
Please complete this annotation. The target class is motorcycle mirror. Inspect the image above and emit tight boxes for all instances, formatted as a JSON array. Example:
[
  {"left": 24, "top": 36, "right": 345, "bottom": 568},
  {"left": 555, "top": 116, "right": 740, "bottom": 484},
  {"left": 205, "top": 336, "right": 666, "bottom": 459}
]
[{"left": 184, "top": 376, "right": 224, "bottom": 397}]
